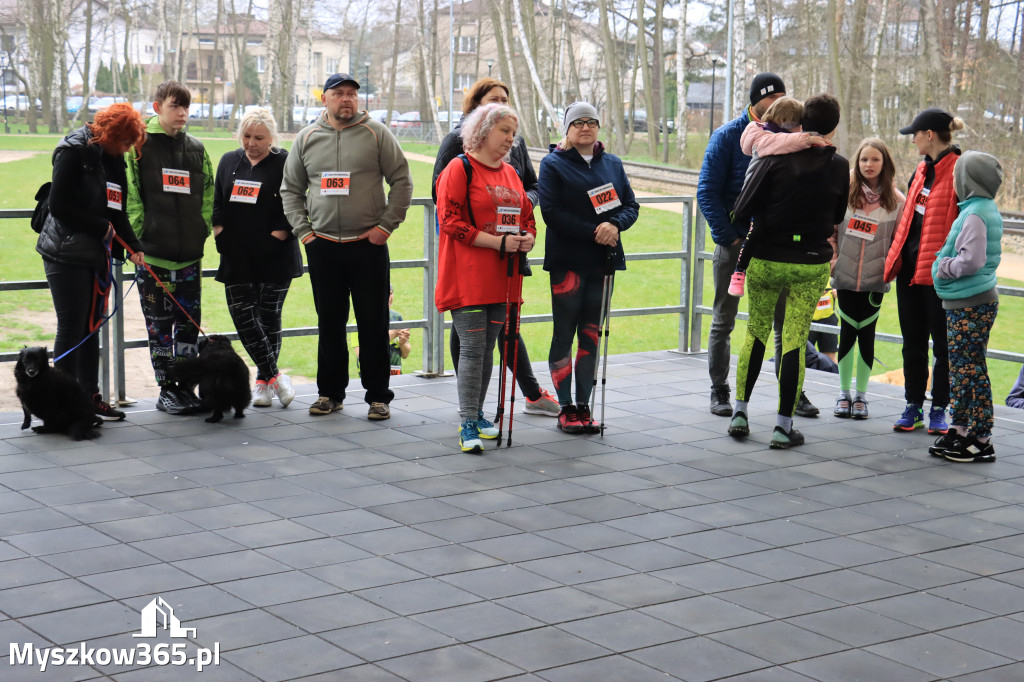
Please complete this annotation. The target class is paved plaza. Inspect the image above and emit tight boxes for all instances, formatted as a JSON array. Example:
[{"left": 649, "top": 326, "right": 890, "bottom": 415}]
[{"left": 2, "top": 350, "right": 1024, "bottom": 681}]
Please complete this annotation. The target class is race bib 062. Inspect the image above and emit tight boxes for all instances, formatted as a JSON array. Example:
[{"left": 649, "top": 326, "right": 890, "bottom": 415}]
[{"left": 230, "top": 179, "right": 261, "bottom": 204}]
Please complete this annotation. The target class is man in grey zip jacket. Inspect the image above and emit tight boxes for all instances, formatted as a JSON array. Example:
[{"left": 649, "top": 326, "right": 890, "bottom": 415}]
[{"left": 282, "top": 72, "right": 413, "bottom": 420}]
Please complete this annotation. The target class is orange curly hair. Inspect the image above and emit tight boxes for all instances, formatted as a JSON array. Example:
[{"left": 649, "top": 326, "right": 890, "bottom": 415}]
[{"left": 89, "top": 103, "right": 147, "bottom": 159}]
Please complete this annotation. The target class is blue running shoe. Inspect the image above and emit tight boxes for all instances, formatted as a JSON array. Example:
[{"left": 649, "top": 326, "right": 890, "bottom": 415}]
[
  {"left": 893, "top": 403, "right": 923, "bottom": 432},
  {"left": 927, "top": 406, "right": 948, "bottom": 435},
  {"left": 459, "top": 420, "right": 483, "bottom": 453},
  {"left": 477, "top": 411, "right": 500, "bottom": 439}
]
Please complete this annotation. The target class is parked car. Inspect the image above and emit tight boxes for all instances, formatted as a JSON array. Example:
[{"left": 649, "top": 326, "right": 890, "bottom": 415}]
[
  {"left": 1, "top": 95, "right": 42, "bottom": 113},
  {"left": 66, "top": 96, "right": 84, "bottom": 115},
  {"left": 390, "top": 111, "right": 421, "bottom": 131},
  {"left": 292, "top": 105, "right": 321, "bottom": 126},
  {"left": 368, "top": 109, "right": 400, "bottom": 125},
  {"left": 625, "top": 109, "right": 674, "bottom": 134},
  {"left": 87, "top": 96, "right": 129, "bottom": 113},
  {"left": 188, "top": 103, "right": 210, "bottom": 119},
  {"left": 132, "top": 101, "right": 157, "bottom": 116}
]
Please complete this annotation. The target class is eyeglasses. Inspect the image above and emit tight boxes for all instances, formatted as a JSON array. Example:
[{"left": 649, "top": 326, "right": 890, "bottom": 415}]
[{"left": 570, "top": 119, "right": 600, "bottom": 129}]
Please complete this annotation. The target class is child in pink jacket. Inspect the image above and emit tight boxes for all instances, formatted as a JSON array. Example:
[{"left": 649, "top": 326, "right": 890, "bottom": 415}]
[{"left": 729, "top": 97, "right": 828, "bottom": 296}]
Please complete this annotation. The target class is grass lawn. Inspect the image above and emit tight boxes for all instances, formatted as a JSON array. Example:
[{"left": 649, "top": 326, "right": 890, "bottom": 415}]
[{"left": 3, "top": 130, "right": 1023, "bottom": 407}]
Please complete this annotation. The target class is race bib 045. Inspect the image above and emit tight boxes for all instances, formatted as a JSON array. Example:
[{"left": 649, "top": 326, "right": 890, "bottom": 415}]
[{"left": 845, "top": 214, "right": 879, "bottom": 241}]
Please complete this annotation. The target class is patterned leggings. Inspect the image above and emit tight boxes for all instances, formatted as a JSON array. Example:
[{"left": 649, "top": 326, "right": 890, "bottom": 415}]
[
  {"left": 225, "top": 283, "right": 290, "bottom": 382},
  {"left": 735, "top": 259, "right": 829, "bottom": 416},
  {"left": 947, "top": 301, "right": 998, "bottom": 438},
  {"left": 548, "top": 269, "right": 607, "bottom": 407},
  {"left": 836, "top": 289, "right": 883, "bottom": 395},
  {"left": 137, "top": 263, "right": 201, "bottom": 386}
]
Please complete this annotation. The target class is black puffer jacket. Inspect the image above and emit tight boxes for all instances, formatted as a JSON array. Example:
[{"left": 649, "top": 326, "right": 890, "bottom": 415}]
[
  {"left": 732, "top": 146, "right": 849, "bottom": 265},
  {"left": 36, "top": 125, "right": 141, "bottom": 268}
]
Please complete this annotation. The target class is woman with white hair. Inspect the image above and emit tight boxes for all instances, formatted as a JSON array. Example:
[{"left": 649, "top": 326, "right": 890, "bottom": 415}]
[
  {"left": 435, "top": 103, "right": 537, "bottom": 453},
  {"left": 212, "top": 107, "right": 303, "bottom": 408}
]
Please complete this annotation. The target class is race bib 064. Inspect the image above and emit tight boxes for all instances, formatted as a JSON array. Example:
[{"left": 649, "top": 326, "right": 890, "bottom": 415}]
[{"left": 162, "top": 168, "right": 191, "bottom": 194}]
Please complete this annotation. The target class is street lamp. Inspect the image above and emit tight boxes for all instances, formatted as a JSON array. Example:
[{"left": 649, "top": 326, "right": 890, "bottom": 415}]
[
  {"left": 364, "top": 62, "right": 370, "bottom": 110},
  {"left": 487, "top": 59, "right": 493, "bottom": 77},
  {"left": 0, "top": 53, "right": 9, "bottom": 134},
  {"left": 709, "top": 56, "right": 720, "bottom": 137}
]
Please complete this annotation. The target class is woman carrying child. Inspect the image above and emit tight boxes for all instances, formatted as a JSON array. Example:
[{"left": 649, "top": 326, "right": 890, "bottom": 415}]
[
  {"left": 928, "top": 151, "right": 1003, "bottom": 463},
  {"left": 831, "top": 138, "right": 905, "bottom": 419}
]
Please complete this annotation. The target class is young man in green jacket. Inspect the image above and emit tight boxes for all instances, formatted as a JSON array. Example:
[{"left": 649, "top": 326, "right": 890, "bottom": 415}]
[{"left": 126, "top": 80, "right": 214, "bottom": 414}]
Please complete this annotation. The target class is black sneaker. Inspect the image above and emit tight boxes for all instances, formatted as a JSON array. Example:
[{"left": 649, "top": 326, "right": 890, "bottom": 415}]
[
  {"left": 93, "top": 394, "right": 126, "bottom": 421},
  {"left": 794, "top": 392, "right": 819, "bottom": 417},
  {"left": 156, "top": 386, "right": 189, "bottom": 415},
  {"left": 178, "top": 387, "right": 205, "bottom": 414},
  {"left": 770, "top": 425, "right": 805, "bottom": 449},
  {"left": 710, "top": 388, "right": 732, "bottom": 417},
  {"left": 928, "top": 432, "right": 963, "bottom": 458},
  {"left": 942, "top": 436, "right": 996, "bottom": 463}
]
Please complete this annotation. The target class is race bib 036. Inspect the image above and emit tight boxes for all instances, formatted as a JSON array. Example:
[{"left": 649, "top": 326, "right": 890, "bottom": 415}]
[{"left": 496, "top": 206, "right": 520, "bottom": 233}]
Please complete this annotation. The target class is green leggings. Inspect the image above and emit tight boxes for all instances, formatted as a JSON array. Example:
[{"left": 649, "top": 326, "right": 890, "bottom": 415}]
[{"left": 735, "top": 258, "right": 830, "bottom": 416}]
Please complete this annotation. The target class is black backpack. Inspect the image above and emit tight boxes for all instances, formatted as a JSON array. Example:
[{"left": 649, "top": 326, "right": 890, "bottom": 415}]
[{"left": 30, "top": 181, "right": 51, "bottom": 234}]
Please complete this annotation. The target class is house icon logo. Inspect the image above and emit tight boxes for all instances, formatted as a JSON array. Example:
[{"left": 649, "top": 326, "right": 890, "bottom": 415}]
[{"left": 133, "top": 596, "right": 197, "bottom": 638}]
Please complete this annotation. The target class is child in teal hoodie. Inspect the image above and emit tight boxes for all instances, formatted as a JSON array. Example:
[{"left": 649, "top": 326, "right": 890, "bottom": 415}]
[{"left": 929, "top": 151, "right": 1003, "bottom": 463}]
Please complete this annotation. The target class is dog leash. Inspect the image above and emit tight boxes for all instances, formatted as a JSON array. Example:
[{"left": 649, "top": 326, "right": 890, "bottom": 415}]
[{"left": 112, "top": 232, "right": 208, "bottom": 340}]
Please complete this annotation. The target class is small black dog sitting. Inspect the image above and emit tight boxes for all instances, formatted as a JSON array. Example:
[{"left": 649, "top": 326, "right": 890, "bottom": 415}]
[
  {"left": 16, "top": 346, "right": 102, "bottom": 440},
  {"left": 173, "top": 335, "right": 251, "bottom": 423}
]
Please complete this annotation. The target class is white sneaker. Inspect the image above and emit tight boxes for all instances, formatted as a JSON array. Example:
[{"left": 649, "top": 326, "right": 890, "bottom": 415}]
[
  {"left": 252, "top": 381, "right": 273, "bottom": 407},
  {"left": 524, "top": 388, "right": 560, "bottom": 416},
  {"left": 271, "top": 373, "right": 295, "bottom": 407}
]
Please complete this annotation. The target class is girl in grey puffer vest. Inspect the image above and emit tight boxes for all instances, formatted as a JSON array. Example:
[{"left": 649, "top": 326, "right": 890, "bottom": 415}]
[{"left": 831, "top": 138, "right": 905, "bottom": 420}]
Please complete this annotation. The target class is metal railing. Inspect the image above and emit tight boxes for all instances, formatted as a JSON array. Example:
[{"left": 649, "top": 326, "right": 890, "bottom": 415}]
[{"left": 1, "top": 196, "right": 696, "bottom": 400}]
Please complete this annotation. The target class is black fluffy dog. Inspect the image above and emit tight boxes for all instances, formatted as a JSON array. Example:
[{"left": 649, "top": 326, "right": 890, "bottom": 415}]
[
  {"left": 15, "top": 346, "right": 102, "bottom": 440},
  {"left": 173, "top": 335, "right": 251, "bottom": 423}
]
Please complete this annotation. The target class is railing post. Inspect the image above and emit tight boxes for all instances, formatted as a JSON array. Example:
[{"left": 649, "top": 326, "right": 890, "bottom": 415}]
[
  {"left": 677, "top": 198, "right": 692, "bottom": 352},
  {"left": 689, "top": 211, "right": 707, "bottom": 353},
  {"left": 112, "top": 261, "right": 127, "bottom": 403}
]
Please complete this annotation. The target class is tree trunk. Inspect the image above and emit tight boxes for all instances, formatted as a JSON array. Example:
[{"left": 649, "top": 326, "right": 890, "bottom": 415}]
[
  {"left": 674, "top": 0, "right": 689, "bottom": 164},
  {"left": 511, "top": 0, "right": 558, "bottom": 141},
  {"left": 385, "top": 0, "right": 403, "bottom": 127},
  {"left": 825, "top": 0, "right": 846, "bottom": 151},
  {"left": 79, "top": 0, "right": 92, "bottom": 123},
  {"left": 920, "top": 0, "right": 946, "bottom": 103},
  {"left": 636, "top": 0, "right": 657, "bottom": 158},
  {"left": 597, "top": 0, "right": 622, "bottom": 149},
  {"left": 867, "top": 0, "right": 889, "bottom": 131}
]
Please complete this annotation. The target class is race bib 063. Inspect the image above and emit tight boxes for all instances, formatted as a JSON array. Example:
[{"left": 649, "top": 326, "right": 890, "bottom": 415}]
[{"left": 320, "top": 172, "right": 350, "bottom": 195}]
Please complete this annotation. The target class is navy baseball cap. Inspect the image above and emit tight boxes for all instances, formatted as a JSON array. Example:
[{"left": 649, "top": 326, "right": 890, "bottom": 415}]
[{"left": 324, "top": 73, "right": 360, "bottom": 91}]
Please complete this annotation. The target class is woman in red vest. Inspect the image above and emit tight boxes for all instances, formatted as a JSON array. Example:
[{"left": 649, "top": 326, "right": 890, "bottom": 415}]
[{"left": 883, "top": 108, "right": 965, "bottom": 435}]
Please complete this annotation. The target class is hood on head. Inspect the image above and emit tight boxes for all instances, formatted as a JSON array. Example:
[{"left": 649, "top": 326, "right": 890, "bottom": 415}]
[{"left": 954, "top": 150, "right": 1002, "bottom": 201}]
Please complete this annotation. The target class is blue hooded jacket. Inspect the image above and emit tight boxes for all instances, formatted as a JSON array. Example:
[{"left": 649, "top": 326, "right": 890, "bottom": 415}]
[
  {"left": 538, "top": 142, "right": 639, "bottom": 274},
  {"left": 697, "top": 108, "right": 752, "bottom": 246}
]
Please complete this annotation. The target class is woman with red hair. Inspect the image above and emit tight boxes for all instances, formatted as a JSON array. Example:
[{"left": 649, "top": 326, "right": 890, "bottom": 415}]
[{"left": 36, "top": 102, "right": 147, "bottom": 420}]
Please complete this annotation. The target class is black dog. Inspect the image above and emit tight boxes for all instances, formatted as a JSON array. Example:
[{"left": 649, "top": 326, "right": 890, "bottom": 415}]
[
  {"left": 15, "top": 346, "right": 101, "bottom": 440},
  {"left": 173, "top": 335, "right": 251, "bottom": 423}
]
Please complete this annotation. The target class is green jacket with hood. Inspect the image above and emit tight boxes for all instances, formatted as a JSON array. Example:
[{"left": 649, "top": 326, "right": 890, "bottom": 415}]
[
  {"left": 125, "top": 116, "right": 214, "bottom": 270},
  {"left": 281, "top": 110, "right": 412, "bottom": 244}
]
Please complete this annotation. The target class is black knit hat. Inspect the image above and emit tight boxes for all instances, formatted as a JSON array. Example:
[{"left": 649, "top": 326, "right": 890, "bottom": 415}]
[
  {"left": 899, "top": 107, "right": 953, "bottom": 135},
  {"left": 749, "top": 73, "right": 785, "bottom": 106}
]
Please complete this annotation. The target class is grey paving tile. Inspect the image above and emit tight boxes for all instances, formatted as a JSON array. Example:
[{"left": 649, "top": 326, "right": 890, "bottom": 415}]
[
  {"left": 410, "top": 601, "right": 545, "bottom": 641},
  {"left": 855, "top": 555, "right": 980, "bottom": 590},
  {"left": 0, "top": 507, "right": 79, "bottom": 535},
  {"left": 652, "top": 561, "right": 770, "bottom": 594},
  {"left": 669, "top": 501, "right": 775, "bottom": 527},
  {"left": 850, "top": 524, "right": 967, "bottom": 555},
  {"left": 91, "top": 514, "right": 205, "bottom": 542},
  {"left": 121, "top": 584, "right": 252, "bottom": 622},
  {"left": 980, "top": 532, "right": 1024, "bottom": 558},
  {"left": 127, "top": 531, "right": 248, "bottom": 562},
  {"left": 0, "top": 557, "right": 69, "bottom": 590},
  {"left": 948, "top": 663, "right": 1024, "bottom": 682},
  {"left": 536, "top": 522, "right": 645, "bottom": 552},
  {"left": 267, "top": 593, "right": 393, "bottom": 632},
  {"left": 517, "top": 552, "right": 634, "bottom": 586},
  {"left": 293, "top": 508, "right": 400, "bottom": 536},
  {"left": 720, "top": 581, "right": 845, "bottom": 619},
  {"left": 921, "top": 544, "right": 1024, "bottom": 576},
  {"left": 627, "top": 637, "right": 771, "bottom": 682},
  {"left": 0, "top": 578, "right": 110, "bottom": 617},
  {"left": 320, "top": 617, "right": 454, "bottom": 661},
  {"left": 254, "top": 537, "right": 371, "bottom": 570},
  {"left": 709, "top": 620, "right": 848, "bottom": 665},
  {"left": 218, "top": 570, "right": 339, "bottom": 607},
  {"left": 786, "top": 648, "right": 936, "bottom": 682},
  {"left": 641, "top": 595, "right": 770, "bottom": 635},
  {"left": 730, "top": 519, "right": 835, "bottom": 547},
  {"left": 464, "top": 533, "right": 576, "bottom": 563},
  {"left": 906, "top": 489, "right": 1007, "bottom": 514},
  {"left": 591, "top": 540, "right": 704, "bottom": 573},
  {"left": 23, "top": 481, "right": 126, "bottom": 506},
  {"left": 341, "top": 526, "right": 450, "bottom": 555},
  {"left": 327, "top": 482, "right": 425, "bottom": 508},
  {"left": 413, "top": 515, "right": 520, "bottom": 543},
  {"left": 440, "top": 564, "right": 562, "bottom": 599},
  {"left": 789, "top": 481, "right": 888, "bottom": 506},
  {"left": 355, "top": 576, "right": 482, "bottom": 615},
  {"left": 929, "top": 577, "right": 1024, "bottom": 615},
  {"left": 972, "top": 505, "right": 1024, "bottom": 530},
  {"left": 787, "top": 605, "right": 925, "bottom": 647},
  {"left": 172, "top": 549, "right": 290, "bottom": 583},
  {"left": 861, "top": 591, "right": 993, "bottom": 629},
  {"left": 102, "top": 472, "right": 199, "bottom": 497},
  {"left": 80, "top": 562, "right": 205, "bottom": 599},
  {"left": 549, "top": 495, "right": 657, "bottom": 522},
  {"left": 366, "top": 498, "right": 472, "bottom": 524},
  {"left": 388, "top": 543, "right": 504, "bottom": 575},
  {"left": 250, "top": 492, "right": 353, "bottom": 518},
  {"left": 190, "top": 609, "right": 305, "bottom": 651},
  {"left": 6, "top": 525, "right": 118, "bottom": 556},
  {"left": 728, "top": 491, "right": 832, "bottom": 519},
  {"left": 939, "top": 616, "right": 1024, "bottom": 660},
  {"left": 537, "top": 656, "right": 682, "bottom": 682},
  {"left": 295, "top": 665, "right": 405, "bottom": 682},
  {"left": 484, "top": 505, "right": 590, "bottom": 532},
  {"left": 496, "top": 586, "right": 623, "bottom": 624},
  {"left": 866, "top": 633, "right": 1012, "bottom": 678},
  {"left": 307, "top": 556, "right": 425, "bottom": 591},
  {"left": 789, "top": 507, "right": 895, "bottom": 535},
  {"left": 40, "top": 544, "right": 160, "bottom": 578},
  {"left": 787, "top": 569, "right": 910, "bottom": 604},
  {"left": 225, "top": 634, "right": 361, "bottom": 681},
  {"left": 213, "top": 519, "right": 326, "bottom": 548},
  {"left": 471, "top": 626, "right": 611, "bottom": 672},
  {"left": 575, "top": 573, "right": 698, "bottom": 609},
  {"left": 20, "top": 601, "right": 139, "bottom": 645},
  {"left": 721, "top": 547, "right": 841, "bottom": 581},
  {"left": 659, "top": 528, "right": 774, "bottom": 560},
  {"left": 378, "top": 643, "right": 525, "bottom": 682}
]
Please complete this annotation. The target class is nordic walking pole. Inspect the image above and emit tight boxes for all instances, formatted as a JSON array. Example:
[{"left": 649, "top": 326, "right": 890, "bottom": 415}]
[
  {"left": 589, "top": 247, "right": 613, "bottom": 414},
  {"left": 506, "top": 249, "right": 526, "bottom": 447},
  {"left": 598, "top": 247, "right": 615, "bottom": 437},
  {"left": 495, "top": 243, "right": 515, "bottom": 439}
]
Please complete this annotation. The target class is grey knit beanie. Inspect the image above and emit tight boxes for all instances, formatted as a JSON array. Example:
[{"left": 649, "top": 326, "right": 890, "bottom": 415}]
[{"left": 562, "top": 102, "right": 599, "bottom": 137}]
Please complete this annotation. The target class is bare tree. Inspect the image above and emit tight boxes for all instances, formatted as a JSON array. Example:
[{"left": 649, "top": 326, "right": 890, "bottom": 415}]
[{"left": 674, "top": 0, "right": 690, "bottom": 164}]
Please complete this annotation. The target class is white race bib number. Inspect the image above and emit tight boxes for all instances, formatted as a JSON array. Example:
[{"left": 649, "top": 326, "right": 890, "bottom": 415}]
[
  {"left": 320, "top": 172, "right": 350, "bottom": 195},
  {"left": 845, "top": 214, "right": 879, "bottom": 241},
  {"left": 914, "top": 187, "right": 930, "bottom": 215},
  {"left": 162, "top": 168, "right": 191, "bottom": 194},
  {"left": 106, "top": 182, "right": 123, "bottom": 210},
  {"left": 588, "top": 183, "right": 622, "bottom": 214},
  {"left": 496, "top": 206, "right": 520, "bottom": 233},
  {"left": 230, "top": 179, "right": 262, "bottom": 204}
]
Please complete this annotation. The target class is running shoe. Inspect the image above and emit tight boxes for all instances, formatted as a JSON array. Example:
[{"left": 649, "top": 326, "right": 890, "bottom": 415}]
[
  {"left": 578, "top": 404, "right": 601, "bottom": 434},
  {"left": 459, "top": 419, "right": 483, "bottom": 453},
  {"left": 927, "top": 406, "right": 948, "bottom": 435},
  {"left": 893, "top": 403, "right": 924, "bottom": 431},
  {"left": 834, "top": 396, "right": 851, "bottom": 419},
  {"left": 557, "top": 404, "right": 584, "bottom": 433},
  {"left": 93, "top": 394, "right": 125, "bottom": 421},
  {"left": 727, "top": 271, "right": 745, "bottom": 297},
  {"left": 524, "top": 388, "right": 560, "bottom": 416},
  {"left": 270, "top": 373, "right": 295, "bottom": 407},
  {"left": 477, "top": 411, "right": 500, "bottom": 439},
  {"left": 252, "top": 380, "right": 272, "bottom": 407}
]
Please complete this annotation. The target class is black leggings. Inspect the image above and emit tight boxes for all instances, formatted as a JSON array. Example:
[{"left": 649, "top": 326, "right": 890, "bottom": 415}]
[
  {"left": 44, "top": 260, "right": 103, "bottom": 395},
  {"left": 836, "top": 289, "right": 882, "bottom": 394},
  {"left": 895, "top": 274, "right": 949, "bottom": 407},
  {"left": 548, "top": 269, "right": 607, "bottom": 407}
]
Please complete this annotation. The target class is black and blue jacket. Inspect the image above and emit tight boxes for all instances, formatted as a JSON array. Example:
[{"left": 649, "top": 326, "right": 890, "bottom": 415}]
[
  {"left": 538, "top": 142, "right": 639, "bottom": 274},
  {"left": 697, "top": 107, "right": 752, "bottom": 246}
]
